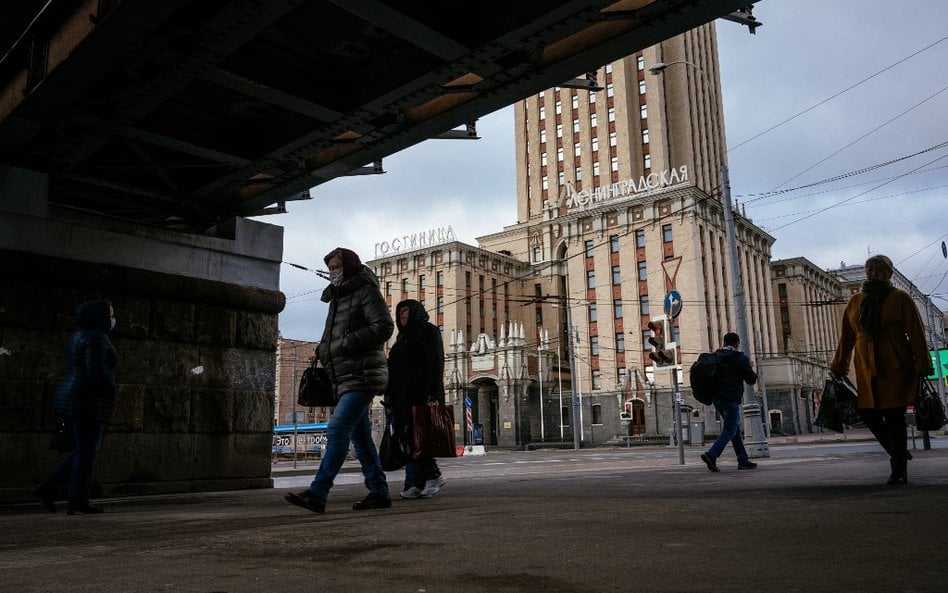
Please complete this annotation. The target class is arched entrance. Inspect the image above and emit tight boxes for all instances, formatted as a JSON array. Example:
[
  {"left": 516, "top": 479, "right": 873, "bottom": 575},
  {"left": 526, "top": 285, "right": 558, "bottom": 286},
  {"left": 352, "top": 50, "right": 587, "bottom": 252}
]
[
  {"left": 470, "top": 378, "right": 500, "bottom": 446},
  {"left": 630, "top": 398, "right": 647, "bottom": 435}
]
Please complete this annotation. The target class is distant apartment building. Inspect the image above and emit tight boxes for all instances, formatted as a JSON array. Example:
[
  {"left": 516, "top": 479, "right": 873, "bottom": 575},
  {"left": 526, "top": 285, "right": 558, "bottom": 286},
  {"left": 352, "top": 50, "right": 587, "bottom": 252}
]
[
  {"left": 274, "top": 338, "right": 322, "bottom": 426},
  {"left": 771, "top": 257, "right": 843, "bottom": 362},
  {"left": 762, "top": 258, "right": 845, "bottom": 435}
]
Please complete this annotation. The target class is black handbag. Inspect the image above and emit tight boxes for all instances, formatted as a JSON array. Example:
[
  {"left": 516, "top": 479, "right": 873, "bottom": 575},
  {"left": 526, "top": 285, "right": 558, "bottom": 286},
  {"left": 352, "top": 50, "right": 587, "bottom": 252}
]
[
  {"left": 915, "top": 379, "right": 946, "bottom": 432},
  {"left": 411, "top": 402, "right": 458, "bottom": 459},
  {"left": 297, "top": 365, "right": 336, "bottom": 407},
  {"left": 815, "top": 375, "right": 862, "bottom": 433},
  {"left": 49, "top": 419, "right": 74, "bottom": 452},
  {"left": 379, "top": 417, "right": 412, "bottom": 471}
]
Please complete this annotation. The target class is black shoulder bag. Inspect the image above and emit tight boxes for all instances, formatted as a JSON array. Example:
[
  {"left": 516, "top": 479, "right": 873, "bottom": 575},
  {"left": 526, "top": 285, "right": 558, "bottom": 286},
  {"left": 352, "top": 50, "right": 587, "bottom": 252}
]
[
  {"left": 298, "top": 364, "right": 336, "bottom": 408},
  {"left": 915, "top": 378, "right": 946, "bottom": 432}
]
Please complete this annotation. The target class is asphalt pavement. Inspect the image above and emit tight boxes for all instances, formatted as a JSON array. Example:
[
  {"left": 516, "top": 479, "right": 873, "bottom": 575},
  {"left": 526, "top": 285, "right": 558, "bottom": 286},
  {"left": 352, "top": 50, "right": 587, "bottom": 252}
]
[{"left": 3, "top": 431, "right": 948, "bottom": 593}]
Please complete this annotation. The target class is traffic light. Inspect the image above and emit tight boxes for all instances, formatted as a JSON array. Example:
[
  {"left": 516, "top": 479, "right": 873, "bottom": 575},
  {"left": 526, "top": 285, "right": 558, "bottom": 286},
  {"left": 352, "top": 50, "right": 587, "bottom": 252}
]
[
  {"left": 620, "top": 400, "right": 633, "bottom": 420},
  {"left": 647, "top": 317, "right": 676, "bottom": 368}
]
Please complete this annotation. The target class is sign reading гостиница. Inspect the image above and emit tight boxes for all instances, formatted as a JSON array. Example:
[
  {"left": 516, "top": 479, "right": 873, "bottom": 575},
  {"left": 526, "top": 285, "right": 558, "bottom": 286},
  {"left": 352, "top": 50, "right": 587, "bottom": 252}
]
[{"left": 375, "top": 225, "right": 457, "bottom": 257}]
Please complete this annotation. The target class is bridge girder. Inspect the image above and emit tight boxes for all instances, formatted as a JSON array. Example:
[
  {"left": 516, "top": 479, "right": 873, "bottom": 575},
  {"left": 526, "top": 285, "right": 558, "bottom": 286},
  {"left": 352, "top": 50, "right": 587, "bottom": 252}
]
[{"left": 0, "top": 0, "right": 758, "bottom": 231}]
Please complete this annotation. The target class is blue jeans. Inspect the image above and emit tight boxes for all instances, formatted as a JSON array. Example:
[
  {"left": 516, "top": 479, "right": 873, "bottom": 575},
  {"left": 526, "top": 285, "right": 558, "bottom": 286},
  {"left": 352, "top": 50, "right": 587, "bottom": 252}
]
[
  {"left": 706, "top": 400, "right": 749, "bottom": 464},
  {"left": 309, "top": 390, "right": 388, "bottom": 499},
  {"left": 46, "top": 418, "right": 104, "bottom": 509}
]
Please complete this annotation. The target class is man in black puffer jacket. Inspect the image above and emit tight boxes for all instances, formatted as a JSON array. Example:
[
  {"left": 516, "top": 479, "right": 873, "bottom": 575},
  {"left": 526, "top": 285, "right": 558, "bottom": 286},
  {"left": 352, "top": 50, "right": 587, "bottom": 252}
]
[
  {"left": 285, "top": 248, "right": 394, "bottom": 514},
  {"left": 699, "top": 332, "right": 759, "bottom": 473},
  {"left": 36, "top": 299, "right": 118, "bottom": 515}
]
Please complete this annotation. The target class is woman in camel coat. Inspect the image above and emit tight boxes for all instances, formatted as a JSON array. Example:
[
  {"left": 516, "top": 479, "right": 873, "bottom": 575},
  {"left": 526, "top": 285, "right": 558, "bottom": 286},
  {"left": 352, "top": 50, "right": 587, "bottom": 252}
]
[{"left": 830, "top": 255, "right": 933, "bottom": 485}]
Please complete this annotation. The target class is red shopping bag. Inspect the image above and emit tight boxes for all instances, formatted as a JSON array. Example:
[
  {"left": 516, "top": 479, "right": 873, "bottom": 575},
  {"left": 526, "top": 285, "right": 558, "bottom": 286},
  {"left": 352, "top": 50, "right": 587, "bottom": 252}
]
[{"left": 411, "top": 403, "right": 458, "bottom": 459}]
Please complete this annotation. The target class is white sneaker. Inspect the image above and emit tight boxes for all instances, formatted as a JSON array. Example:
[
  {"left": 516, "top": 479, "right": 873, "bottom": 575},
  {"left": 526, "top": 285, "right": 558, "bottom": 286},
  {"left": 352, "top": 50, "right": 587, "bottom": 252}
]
[
  {"left": 399, "top": 486, "right": 423, "bottom": 499},
  {"left": 420, "top": 476, "right": 445, "bottom": 498}
]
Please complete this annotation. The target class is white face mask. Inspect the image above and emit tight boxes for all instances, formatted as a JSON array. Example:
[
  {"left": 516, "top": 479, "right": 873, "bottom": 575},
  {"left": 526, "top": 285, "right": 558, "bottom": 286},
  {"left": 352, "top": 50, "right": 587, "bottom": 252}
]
[
  {"left": 110, "top": 317, "right": 117, "bottom": 331},
  {"left": 329, "top": 268, "right": 344, "bottom": 286}
]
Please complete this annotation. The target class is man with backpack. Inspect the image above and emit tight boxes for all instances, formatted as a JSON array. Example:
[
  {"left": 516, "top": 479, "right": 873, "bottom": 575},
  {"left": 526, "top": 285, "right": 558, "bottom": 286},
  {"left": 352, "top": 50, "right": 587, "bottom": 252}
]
[{"left": 699, "top": 332, "right": 759, "bottom": 472}]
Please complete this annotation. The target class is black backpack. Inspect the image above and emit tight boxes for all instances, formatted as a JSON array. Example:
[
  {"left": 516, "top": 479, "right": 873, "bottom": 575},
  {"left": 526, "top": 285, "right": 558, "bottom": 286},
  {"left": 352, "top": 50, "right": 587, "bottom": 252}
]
[{"left": 689, "top": 352, "right": 722, "bottom": 405}]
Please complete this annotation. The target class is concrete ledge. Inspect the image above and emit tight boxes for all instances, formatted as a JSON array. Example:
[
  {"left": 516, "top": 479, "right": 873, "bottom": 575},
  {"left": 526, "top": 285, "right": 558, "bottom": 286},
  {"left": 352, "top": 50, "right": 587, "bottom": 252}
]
[{"left": 0, "top": 171, "right": 284, "bottom": 290}]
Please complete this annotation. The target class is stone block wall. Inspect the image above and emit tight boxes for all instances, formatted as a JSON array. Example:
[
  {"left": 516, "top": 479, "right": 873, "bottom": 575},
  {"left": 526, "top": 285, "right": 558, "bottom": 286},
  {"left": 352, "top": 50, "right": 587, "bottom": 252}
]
[{"left": 0, "top": 249, "right": 284, "bottom": 502}]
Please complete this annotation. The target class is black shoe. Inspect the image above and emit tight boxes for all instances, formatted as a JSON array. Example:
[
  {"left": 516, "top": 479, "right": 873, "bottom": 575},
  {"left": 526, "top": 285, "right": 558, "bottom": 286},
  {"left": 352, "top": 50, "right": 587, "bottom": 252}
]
[
  {"left": 352, "top": 492, "right": 392, "bottom": 511},
  {"left": 700, "top": 453, "right": 720, "bottom": 473},
  {"left": 66, "top": 503, "right": 104, "bottom": 515},
  {"left": 738, "top": 461, "right": 758, "bottom": 470},
  {"left": 906, "top": 450, "right": 913, "bottom": 461},
  {"left": 32, "top": 483, "right": 57, "bottom": 513},
  {"left": 886, "top": 457, "right": 908, "bottom": 485},
  {"left": 886, "top": 472, "right": 908, "bottom": 486},
  {"left": 284, "top": 490, "right": 326, "bottom": 514}
]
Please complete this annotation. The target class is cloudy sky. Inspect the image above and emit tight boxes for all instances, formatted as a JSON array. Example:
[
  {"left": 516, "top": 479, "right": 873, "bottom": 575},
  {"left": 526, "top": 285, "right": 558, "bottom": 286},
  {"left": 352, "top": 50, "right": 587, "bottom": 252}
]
[{"left": 271, "top": 0, "right": 948, "bottom": 342}]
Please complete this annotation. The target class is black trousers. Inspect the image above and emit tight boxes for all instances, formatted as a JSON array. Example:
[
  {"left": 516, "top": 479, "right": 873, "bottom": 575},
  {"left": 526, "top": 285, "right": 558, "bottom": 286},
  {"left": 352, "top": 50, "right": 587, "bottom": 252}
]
[
  {"left": 393, "top": 414, "right": 441, "bottom": 488},
  {"left": 859, "top": 407, "right": 907, "bottom": 475}
]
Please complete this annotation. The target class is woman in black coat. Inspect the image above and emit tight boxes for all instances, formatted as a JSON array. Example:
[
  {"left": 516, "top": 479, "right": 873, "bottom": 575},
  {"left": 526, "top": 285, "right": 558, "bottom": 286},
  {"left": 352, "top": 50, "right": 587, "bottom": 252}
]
[
  {"left": 385, "top": 299, "right": 446, "bottom": 499},
  {"left": 36, "top": 299, "right": 118, "bottom": 514}
]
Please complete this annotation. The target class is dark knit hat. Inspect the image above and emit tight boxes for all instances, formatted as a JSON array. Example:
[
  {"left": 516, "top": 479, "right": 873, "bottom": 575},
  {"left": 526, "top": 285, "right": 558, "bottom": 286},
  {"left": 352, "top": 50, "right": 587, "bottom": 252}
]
[
  {"left": 723, "top": 332, "right": 740, "bottom": 346},
  {"left": 865, "top": 254, "right": 894, "bottom": 278},
  {"left": 323, "top": 247, "right": 362, "bottom": 279}
]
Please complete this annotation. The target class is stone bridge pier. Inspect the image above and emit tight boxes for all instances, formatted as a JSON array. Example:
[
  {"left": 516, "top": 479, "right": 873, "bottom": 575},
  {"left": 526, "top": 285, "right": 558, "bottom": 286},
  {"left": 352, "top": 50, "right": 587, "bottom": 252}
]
[{"left": 0, "top": 166, "right": 285, "bottom": 503}]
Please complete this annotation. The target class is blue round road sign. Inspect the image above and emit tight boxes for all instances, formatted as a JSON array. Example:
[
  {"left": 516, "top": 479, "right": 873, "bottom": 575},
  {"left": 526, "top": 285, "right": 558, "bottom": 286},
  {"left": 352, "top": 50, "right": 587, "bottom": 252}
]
[{"left": 664, "top": 290, "right": 682, "bottom": 318}]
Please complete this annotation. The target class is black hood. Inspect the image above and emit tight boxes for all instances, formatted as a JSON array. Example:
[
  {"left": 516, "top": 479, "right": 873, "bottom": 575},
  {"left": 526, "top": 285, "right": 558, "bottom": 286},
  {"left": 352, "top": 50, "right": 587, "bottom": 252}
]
[
  {"left": 75, "top": 299, "right": 112, "bottom": 332},
  {"left": 395, "top": 299, "right": 429, "bottom": 331}
]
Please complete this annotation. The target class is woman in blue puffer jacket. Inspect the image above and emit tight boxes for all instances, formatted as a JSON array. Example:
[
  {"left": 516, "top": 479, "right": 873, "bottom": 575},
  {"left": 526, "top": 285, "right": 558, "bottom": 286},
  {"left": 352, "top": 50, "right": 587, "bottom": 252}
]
[{"left": 36, "top": 299, "right": 118, "bottom": 515}]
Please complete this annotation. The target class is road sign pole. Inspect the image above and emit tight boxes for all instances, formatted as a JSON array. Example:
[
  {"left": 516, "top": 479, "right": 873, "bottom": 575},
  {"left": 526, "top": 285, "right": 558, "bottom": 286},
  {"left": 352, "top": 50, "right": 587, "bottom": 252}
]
[{"left": 673, "top": 349, "right": 685, "bottom": 465}]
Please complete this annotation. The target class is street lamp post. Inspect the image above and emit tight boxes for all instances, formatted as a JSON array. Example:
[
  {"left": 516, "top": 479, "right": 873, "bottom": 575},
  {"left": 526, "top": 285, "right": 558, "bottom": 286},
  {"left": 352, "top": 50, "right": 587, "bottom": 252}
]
[
  {"left": 648, "top": 60, "right": 769, "bottom": 457},
  {"left": 550, "top": 302, "right": 566, "bottom": 440},
  {"left": 290, "top": 343, "right": 300, "bottom": 469},
  {"left": 538, "top": 329, "right": 549, "bottom": 441},
  {"left": 566, "top": 301, "right": 581, "bottom": 450}
]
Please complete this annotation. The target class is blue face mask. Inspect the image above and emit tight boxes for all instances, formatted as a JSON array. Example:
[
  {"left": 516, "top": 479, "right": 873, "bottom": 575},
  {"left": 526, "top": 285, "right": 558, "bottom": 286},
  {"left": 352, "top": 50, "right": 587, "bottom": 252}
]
[
  {"left": 110, "top": 317, "right": 117, "bottom": 331},
  {"left": 329, "top": 268, "right": 344, "bottom": 286}
]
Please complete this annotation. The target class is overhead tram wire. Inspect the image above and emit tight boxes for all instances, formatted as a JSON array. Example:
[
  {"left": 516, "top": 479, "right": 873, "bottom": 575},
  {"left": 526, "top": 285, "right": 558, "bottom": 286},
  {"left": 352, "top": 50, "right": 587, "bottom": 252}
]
[
  {"left": 281, "top": 261, "right": 331, "bottom": 302},
  {"left": 905, "top": 233, "right": 948, "bottom": 297},
  {"left": 284, "top": 261, "right": 330, "bottom": 280},
  {"left": 771, "top": 150, "right": 948, "bottom": 231},
  {"left": 754, "top": 185, "right": 948, "bottom": 224},
  {"left": 766, "top": 84, "right": 948, "bottom": 193},
  {"left": 727, "top": 35, "right": 948, "bottom": 154},
  {"left": 737, "top": 142, "right": 948, "bottom": 204},
  {"left": 745, "top": 178, "right": 948, "bottom": 211},
  {"left": 897, "top": 234, "right": 948, "bottom": 266}
]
